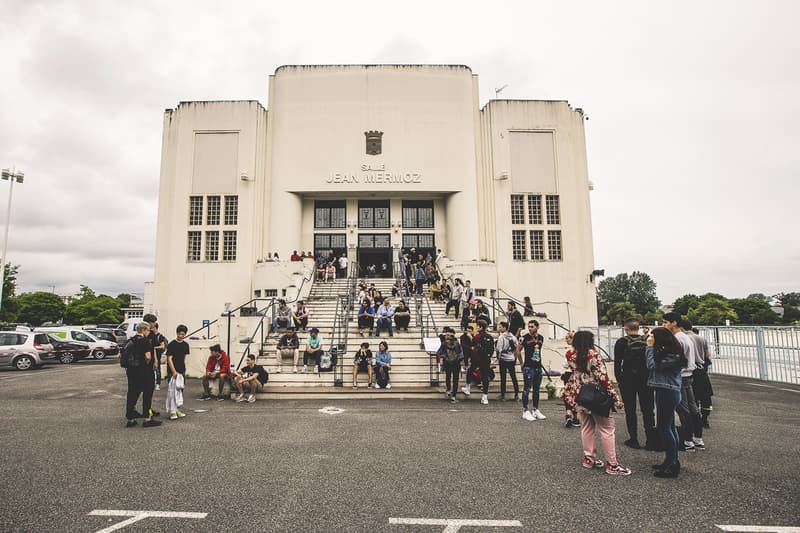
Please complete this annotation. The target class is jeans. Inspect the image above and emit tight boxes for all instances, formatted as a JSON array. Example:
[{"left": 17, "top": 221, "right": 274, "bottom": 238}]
[
  {"left": 273, "top": 316, "right": 290, "bottom": 332},
  {"left": 522, "top": 366, "right": 543, "bottom": 411},
  {"left": 499, "top": 360, "right": 519, "bottom": 396},
  {"left": 394, "top": 315, "right": 410, "bottom": 330},
  {"left": 154, "top": 363, "right": 162, "bottom": 386},
  {"left": 468, "top": 361, "right": 490, "bottom": 394},
  {"left": 619, "top": 373, "right": 656, "bottom": 443},
  {"left": 126, "top": 367, "right": 154, "bottom": 420},
  {"left": 655, "top": 388, "right": 681, "bottom": 465},
  {"left": 676, "top": 376, "right": 703, "bottom": 440},
  {"left": 578, "top": 412, "right": 617, "bottom": 465},
  {"left": 444, "top": 361, "right": 460, "bottom": 394},
  {"left": 304, "top": 349, "right": 321, "bottom": 366},
  {"left": 375, "top": 317, "right": 393, "bottom": 337}
]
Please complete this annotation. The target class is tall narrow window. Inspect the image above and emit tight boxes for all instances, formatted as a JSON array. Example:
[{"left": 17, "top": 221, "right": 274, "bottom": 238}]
[
  {"left": 511, "top": 195, "right": 525, "bottom": 224},
  {"left": 546, "top": 195, "right": 560, "bottom": 225},
  {"left": 548, "top": 230, "right": 562, "bottom": 261},
  {"left": 205, "top": 231, "right": 219, "bottom": 261},
  {"left": 187, "top": 231, "right": 201, "bottom": 262},
  {"left": 206, "top": 196, "right": 220, "bottom": 225},
  {"left": 189, "top": 196, "right": 203, "bottom": 225},
  {"left": 402, "top": 200, "right": 434, "bottom": 228},
  {"left": 223, "top": 231, "right": 237, "bottom": 261},
  {"left": 530, "top": 230, "right": 544, "bottom": 261},
  {"left": 358, "top": 200, "right": 390, "bottom": 228},
  {"left": 528, "top": 194, "right": 542, "bottom": 225},
  {"left": 512, "top": 230, "right": 527, "bottom": 260},
  {"left": 314, "top": 200, "right": 346, "bottom": 228},
  {"left": 224, "top": 195, "right": 238, "bottom": 225}
]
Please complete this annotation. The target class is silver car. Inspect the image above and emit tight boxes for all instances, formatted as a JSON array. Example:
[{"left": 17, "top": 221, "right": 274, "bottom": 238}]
[{"left": 0, "top": 331, "right": 54, "bottom": 370}]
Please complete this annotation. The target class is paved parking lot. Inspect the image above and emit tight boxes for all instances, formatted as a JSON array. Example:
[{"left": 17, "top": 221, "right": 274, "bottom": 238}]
[{"left": 0, "top": 361, "right": 798, "bottom": 532}]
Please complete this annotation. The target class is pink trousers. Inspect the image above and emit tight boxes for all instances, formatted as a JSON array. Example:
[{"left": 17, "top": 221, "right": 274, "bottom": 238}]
[{"left": 578, "top": 412, "right": 617, "bottom": 465}]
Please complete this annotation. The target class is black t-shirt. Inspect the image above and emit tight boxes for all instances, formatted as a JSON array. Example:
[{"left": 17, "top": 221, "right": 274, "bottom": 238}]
[
  {"left": 278, "top": 333, "right": 299, "bottom": 349},
  {"left": 152, "top": 333, "right": 167, "bottom": 361},
  {"left": 146, "top": 331, "right": 159, "bottom": 367},
  {"left": 354, "top": 349, "right": 373, "bottom": 366},
  {"left": 241, "top": 364, "right": 268, "bottom": 384},
  {"left": 166, "top": 339, "right": 190, "bottom": 375},
  {"left": 521, "top": 333, "right": 544, "bottom": 368},
  {"left": 508, "top": 310, "right": 525, "bottom": 335},
  {"left": 133, "top": 335, "right": 151, "bottom": 368}
]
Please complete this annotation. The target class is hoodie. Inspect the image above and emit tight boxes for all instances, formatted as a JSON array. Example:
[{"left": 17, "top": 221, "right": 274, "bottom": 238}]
[{"left": 495, "top": 331, "right": 518, "bottom": 363}]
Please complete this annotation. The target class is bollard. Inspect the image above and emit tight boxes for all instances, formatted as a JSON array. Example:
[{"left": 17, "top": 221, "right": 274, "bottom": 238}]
[{"left": 755, "top": 327, "right": 769, "bottom": 381}]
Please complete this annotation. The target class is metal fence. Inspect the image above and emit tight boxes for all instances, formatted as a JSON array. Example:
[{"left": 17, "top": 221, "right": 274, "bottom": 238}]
[{"left": 578, "top": 325, "right": 800, "bottom": 385}]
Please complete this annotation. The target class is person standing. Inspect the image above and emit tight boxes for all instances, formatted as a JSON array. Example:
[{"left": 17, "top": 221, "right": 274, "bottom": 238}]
[
  {"left": 165, "top": 324, "right": 190, "bottom": 420},
  {"left": 519, "top": 320, "right": 546, "bottom": 421},
  {"left": 495, "top": 321, "right": 519, "bottom": 402},
  {"left": 690, "top": 327, "right": 714, "bottom": 428},
  {"left": 142, "top": 314, "right": 161, "bottom": 417},
  {"left": 446, "top": 278, "right": 463, "bottom": 318},
  {"left": 437, "top": 328, "right": 463, "bottom": 403},
  {"left": 414, "top": 265, "right": 426, "bottom": 295},
  {"left": 338, "top": 254, "right": 348, "bottom": 278},
  {"left": 151, "top": 323, "right": 167, "bottom": 392},
  {"left": 461, "top": 280, "right": 475, "bottom": 314},
  {"left": 663, "top": 313, "right": 704, "bottom": 451},
  {"left": 562, "top": 331, "right": 630, "bottom": 476},
  {"left": 506, "top": 301, "right": 525, "bottom": 337},
  {"left": 124, "top": 322, "right": 161, "bottom": 428},
  {"left": 614, "top": 318, "right": 658, "bottom": 450},
  {"left": 646, "top": 327, "right": 687, "bottom": 478},
  {"left": 468, "top": 320, "right": 494, "bottom": 405}
]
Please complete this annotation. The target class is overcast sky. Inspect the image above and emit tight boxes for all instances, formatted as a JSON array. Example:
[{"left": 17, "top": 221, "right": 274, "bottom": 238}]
[{"left": 1, "top": 0, "right": 797, "bottom": 304}]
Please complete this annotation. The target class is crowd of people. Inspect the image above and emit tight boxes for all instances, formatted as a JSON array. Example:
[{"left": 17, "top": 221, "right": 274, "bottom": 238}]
[{"left": 123, "top": 279, "right": 713, "bottom": 480}]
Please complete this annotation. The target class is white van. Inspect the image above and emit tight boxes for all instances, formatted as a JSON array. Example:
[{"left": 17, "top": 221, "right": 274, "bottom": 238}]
[
  {"left": 34, "top": 327, "right": 120, "bottom": 360},
  {"left": 118, "top": 321, "right": 140, "bottom": 340}
]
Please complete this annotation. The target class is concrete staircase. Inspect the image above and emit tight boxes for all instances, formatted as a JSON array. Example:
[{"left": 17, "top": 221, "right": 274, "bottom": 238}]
[{"left": 246, "top": 277, "right": 569, "bottom": 400}]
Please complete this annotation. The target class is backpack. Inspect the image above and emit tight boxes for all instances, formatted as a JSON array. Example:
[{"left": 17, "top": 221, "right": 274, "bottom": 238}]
[
  {"left": 623, "top": 335, "right": 648, "bottom": 375},
  {"left": 119, "top": 337, "right": 140, "bottom": 368},
  {"left": 319, "top": 349, "right": 337, "bottom": 372}
]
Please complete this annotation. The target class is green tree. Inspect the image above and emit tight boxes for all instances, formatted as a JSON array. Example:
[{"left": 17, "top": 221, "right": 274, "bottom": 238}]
[
  {"left": 0, "top": 263, "right": 19, "bottom": 322},
  {"left": 15, "top": 292, "right": 66, "bottom": 326},
  {"left": 782, "top": 305, "right": 800, "bottom": 325},
  {"left": 66, "top": 294, "right": 122, "bottom": 325},
  {"left": 602, "top": 302, "right": 640, "bottom": 325},
  {"left": 746, "top": 293, "right": 773, "bottom": 305},
  {"left": 643, "top": 309, "right": 664, "bottom": 325},
  {"left": 731, "top": 297, "right": 780, "bottom": 325},
  {"left": 672, "top": 294, "right": 700, "bottom": 317},
  {"left": 774, "top": 292, "right": 800, "bottom": 307},
  {"left": 688, "top": 297, "right": 737, "bottom": 326},
  {"left": 596, "top": 271, "right": 661, "bottom": 318},
  {"left": 116, "top": 293, "right": 133, "bottom": 308}
]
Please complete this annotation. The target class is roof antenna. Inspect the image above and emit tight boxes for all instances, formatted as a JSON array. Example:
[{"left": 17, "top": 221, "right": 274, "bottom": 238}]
[{"left": 494, "top": 84, "right": 509, "bottom": 98}]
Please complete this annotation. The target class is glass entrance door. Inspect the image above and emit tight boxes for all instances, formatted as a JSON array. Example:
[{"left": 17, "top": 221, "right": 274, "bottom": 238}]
[{"left": 357, "top": 233, "right": 392, "bottom": 278}]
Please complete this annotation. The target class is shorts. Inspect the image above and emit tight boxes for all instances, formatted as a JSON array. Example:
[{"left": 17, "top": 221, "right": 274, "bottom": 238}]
[{"left": 355, "top": 361, "right": 370, "bottom": 372}]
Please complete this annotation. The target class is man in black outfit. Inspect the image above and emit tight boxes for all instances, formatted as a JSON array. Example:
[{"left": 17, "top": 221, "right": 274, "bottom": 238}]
[
  {"left": 125, "top": 321, "right": 161, "bottom": 428},
  {"left": 614, "top": 318, "right": 656, "bottom": 449}
]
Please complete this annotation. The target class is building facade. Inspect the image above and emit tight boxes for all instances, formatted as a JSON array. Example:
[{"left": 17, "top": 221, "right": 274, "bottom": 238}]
[{"left": 149, "top": 65, "right": 598, "bottom": 335}]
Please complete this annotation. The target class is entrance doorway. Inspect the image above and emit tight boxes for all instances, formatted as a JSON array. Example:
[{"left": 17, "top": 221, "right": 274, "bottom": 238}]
[{"left": 357, "top": 249, "right": 393, "bottom": 278}]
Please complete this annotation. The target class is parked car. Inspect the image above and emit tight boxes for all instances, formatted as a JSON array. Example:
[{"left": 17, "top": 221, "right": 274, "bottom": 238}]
[
  {"left": 47, "top": 334, "right": 92, "bottom": 364},
  {"left": 0, "top": 331, "right": 54, "bottom": 370},
  {"left": 34, "top": 327, "right": 119, "bottom": 360},
  {"left": 118, "top": 321, "right": 140, "bottom": 339},
  {"left": 85, "top": 329, "right": 123, "bottom": 347}
]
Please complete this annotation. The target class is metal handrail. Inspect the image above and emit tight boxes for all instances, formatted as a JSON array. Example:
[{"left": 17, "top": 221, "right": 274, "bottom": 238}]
[
  {"left": 234, "top": 299, "right": 277, "bottom": 371},
  {"left": 496, "top": 287, "right": 571, "bottom": 330},
  {"left": 413, "top": 294, "right": 440, "bottom": 386}
]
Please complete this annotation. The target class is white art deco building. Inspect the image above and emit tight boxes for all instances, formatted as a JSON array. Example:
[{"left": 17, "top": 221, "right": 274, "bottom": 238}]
[{"left": 147, "top": 65, "right": 599, "bottom": 335}]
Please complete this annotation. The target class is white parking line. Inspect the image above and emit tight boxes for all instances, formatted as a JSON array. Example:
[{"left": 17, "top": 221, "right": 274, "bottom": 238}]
[
  {"left": 716, "top": 525, "right": 800, "bottom": 532},
  {"left": 89, "top": 509, "right": 206, "bottom": 532},
  {"left": 389, "top": 517, "right": 522, "bottom": 532}
]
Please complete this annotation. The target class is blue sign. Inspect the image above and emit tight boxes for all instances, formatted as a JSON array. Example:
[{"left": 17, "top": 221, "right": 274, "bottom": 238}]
[{"left": 202, "top": 320, "right": 210, "bottom": 327}]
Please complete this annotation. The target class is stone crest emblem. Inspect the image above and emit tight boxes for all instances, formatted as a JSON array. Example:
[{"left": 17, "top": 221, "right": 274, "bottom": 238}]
[{"left": 365, "top": 130, "right": 383, "bottom": 156}]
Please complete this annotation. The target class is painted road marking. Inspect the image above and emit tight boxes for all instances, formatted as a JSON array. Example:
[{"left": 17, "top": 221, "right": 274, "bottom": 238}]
[
  {"left": 89, "top": 509, "right": 206, "bottom": 532},
  {"left": 318, "top": 406, "right": 345, "bottom": 414},
  {"left": 717, "top": 526, "right": 800, "bottom": 532},
  {"left": 389, "top": 517, "right": 522, "bottom": 532},
  {"left": 746, "top": 383, "right": 800, "bottom": 393}
]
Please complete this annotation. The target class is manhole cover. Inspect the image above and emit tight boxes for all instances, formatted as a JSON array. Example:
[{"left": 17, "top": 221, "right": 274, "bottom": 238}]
[{"left": 318, "top": 406, "right": 345, "bottom": 415}]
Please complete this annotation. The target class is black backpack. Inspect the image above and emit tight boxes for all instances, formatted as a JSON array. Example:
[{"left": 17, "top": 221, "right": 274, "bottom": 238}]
[
  {"left": 623, "top": 335, "right": 648, "bottom": 375},
  {"left": 119, "top": 337, "right": 140, "bottom": 368}
]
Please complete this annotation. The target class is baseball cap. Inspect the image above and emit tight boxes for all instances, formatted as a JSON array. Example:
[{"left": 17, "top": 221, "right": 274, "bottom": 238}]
[{"left": 310, "top": 327, "right": 319, "bottom": 334}]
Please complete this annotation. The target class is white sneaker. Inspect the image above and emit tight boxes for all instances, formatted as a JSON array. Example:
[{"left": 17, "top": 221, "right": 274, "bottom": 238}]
[
  {"left": 234, "top": 393, "right": 243, "bottom": 401},
  {"left": 461, "top": 386, "right": 471, "bottom": 396},
  {"left": 315, "top": 366, "right": 319, "bottom": 374},
  {"left": 236, "top": 395, "right": 247, "bottom": 403},
  {"left": 155, "top": 384, "right": 160, "bottom": 391},
  {"left": 480, "top": 394, "right": 488, "bottom": 405},
  {"left": 302, "top": 365, "right": 307, "bottom": 373},
  {"left": 276, "top": 366, "right": 281, "bottom": 373},
  {"left": 247, "top": 394, "right": 256, "bottom": 403},
  {"left": 533, "top": 409, "right": 547, "bottom": 420},
  {"left": 386, "top": 383, "right": 391, "bottom": 389},
  {"left": 522, "top": 410, "right": 535, "bottom": 421},
  {"left": 293, "top": 366, "right": 297, "bottom": 373},
  {"left": 374, "top": 383, "right": 380, "bottom": 389}
]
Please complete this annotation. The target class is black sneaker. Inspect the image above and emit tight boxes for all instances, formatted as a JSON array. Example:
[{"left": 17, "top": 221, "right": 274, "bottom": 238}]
[
  {"left": 571, "top": 417, "right": 581, "bottom": 427},
  {"left": 130, "top": 410, "right": 144, "bottom": 419},
  {"left": 125, "top": 420, "right": 138, "bottom": 428},
  {"left": 564, "top": 416, "right": 574, "bottom": 428},
  {"left": 142, "top": 419, "right": 162, "bottom": 428},
  {"left": 198, "top": 395, "right": 212, "bottom": 401},
  {"left": 624, "top": 439, "right": 641, "bottom": 449}
]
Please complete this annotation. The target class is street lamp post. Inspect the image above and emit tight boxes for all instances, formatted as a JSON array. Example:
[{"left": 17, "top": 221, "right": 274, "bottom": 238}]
[{"left": 0, "top": 167, "right": 24, "bottom": 312}]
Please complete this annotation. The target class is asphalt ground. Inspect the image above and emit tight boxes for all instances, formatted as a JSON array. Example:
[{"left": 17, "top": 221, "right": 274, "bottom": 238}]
[{"left": 0, "top": 361, "right": 798, "bottom": 533}]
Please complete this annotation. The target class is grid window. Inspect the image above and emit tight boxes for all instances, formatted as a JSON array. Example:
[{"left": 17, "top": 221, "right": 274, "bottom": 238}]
[
  {"left": 528, "top": 195, "right": 542, "bottom": 225},
  {"left": 402, "top": 201, "right": 434, "bottom": 228},
  {"left": 206, "top": 196, "right": 220, "bottom": 225},
  {"left": 358, "top": 201, "right": 390, "bottom": 228},
  {"left": 187, "top": 231, "right": 201, "bottom": 262},
  {"left": 511, "top": 195, "right": 525, "bottom": 224},
  {"left": 314, "top": 201, "right": 346, "bottom": 228},
  {"left": 475, "top": 289, "right": 487, "bottom": 297},
  {"left": 546, "top": 195, "right": 560, "bottom": 225},
  {"left": 314, "top": 233, "right": 347, "bottom": 250},
  {"left": 205, "top": 231, "right": 219, "bottom": 261},
  {"left": 223, "top": 231, "right": 237, "bottom": 261},
  {"left": 264, "top": 289, "right": 278, "bottom": 297},
  {"left": 224, "top": 196, "right": 238, "bottom": 225},
  {"left": 548, "top": 230, "right": 563, "bottom": 261},
  {"left": 512, "top": 230, "right": 527, "bottom": 260},
  {"left": 530, "top": 230, "right": 545, "bottom": 261},
  {"left": 189, "top": 197, "right": 203, "bottom": 225}
]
